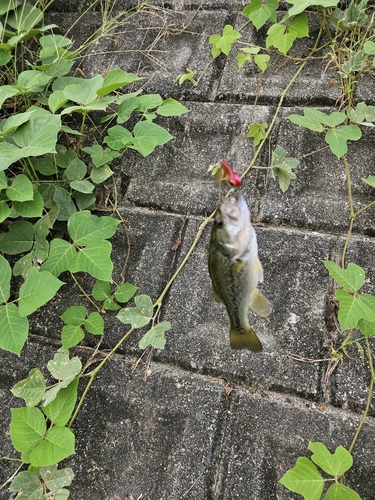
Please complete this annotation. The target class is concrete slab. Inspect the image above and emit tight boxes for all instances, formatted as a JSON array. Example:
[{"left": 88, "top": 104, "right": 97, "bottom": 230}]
[
  {"left": 324, "top": 237, "right": 375, "bottom": 415},
  {"left": 257, "top": 108, "right": 375, "bottom": 235},
  {"left": 64, "top": 8, "right": 234, "bottom": 102},
  {"left": 124, "top": 102, "right": 272, "bottom": 216},
  {"left": 157, "top": 218, "right": 333, "bottom": 398},
  {"left": 217, "top": 13, "right": 341, "bottom": 106},
  {"left": 219, "top": 390, "right": 375, "bottom": 500},
  {"left": 27, "top": 207, "right": 182, "bottom": 350}
]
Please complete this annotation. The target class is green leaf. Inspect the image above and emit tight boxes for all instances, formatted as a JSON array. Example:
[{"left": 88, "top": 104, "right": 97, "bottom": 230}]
[
  {"left": 364, "top": 41, "right": 375, "bottom": 55},
  {"left": 68, "top": 210, "right": 120, "bottom": 246},
  {"left": 10, "top": 407, "right": 46, "bottom": 452},
  {"left": 0, "top": 303, "right": 29, "bottom": 355},
  {"left": 90, "top": 164, "right": 114, "bottom": 184},
  {"left": 6, "top": 174, "right": 33, "bottom": 201},
  {"left": 139, "top": 321, "right": 170, "bottom": 349},
  {"left": 0, "top": 200, "right": 10, "bottom": 223},
  {"left": 70, "top": 179, "right": 95, "bottom": 194},
  {"left": 82, "top": 144, "right": 120, "bottom": 167},
  {"left": 68, "top": 240, "right": 114, "bottom": 281},
  {"left": 270, "top": 147, "right": 299, "bottom": 192},
  {"left": 10, "top": 471, "right": 43, "bottom": 498},
  {"left": 288, "top": 109, "right": 326, "bottom": 132},
  {"left": 40, "top": 465, "right": 74, "bottom": 493},
  {"left": 16, "top": 256, "right": 36, "bottom": 278},
  {"left": 8, "top": 3, "right": 43, "bottom": 32},
  {"left": 325, "top": 125, "right": 362, "bottom": 158},
  {"left": 341, "top": 49, "right": 368, "bottom": 76},
  {"left": 286, "top": 0, "right": 339, "bottom": 17},
  {"left": 254, "top": 53, "right": 270, "bottom": 72},
  {"left": 60, "top": 324, "right": 85, "bottom": 350},
  {"left": 40, "top": 238, "right": 76, "bottom": 277},
  {"left": 0, "top": 170, "right": 7, "bottom": 189},
  {"left": 237, "top": 52, "right": 253, "bottom": 69},
  {"left": 289, "top": 13, "right": 309, "bottom": 39},
  {"left": 322, "top": 261, "right": 365, "bottom": 292},
  {"left": 157, "top": 98, "right": 189, "bottom": 117},
  {"left": 209, "top": 25, "right": 241, "bottom": 57},
  {"left": 0, "top": 50, "right": 12, "bottom": 66},
  {"left": 0, "top": 85, "right": 19, "bottom": 108},
  {"left": 362, "top": 176, "right": 375, "bottom": 188},
  {"left": 16, "top": 70, "right": 51, "bottom": 92},
  {"left": 279, "top": 457, "right": 323, "bottom": 500},
  {"left": 308, "top": 442, "right": 353, "bottom": 476},
  {"left": 104, "top": 124, "right": 133, "bottom": 150},
  {"left": 92, "top": 280, "right": 111, "bottom": 301},
  {"left": 53, "top": 187, "right": 77, "bottom": 221},
  {"left": 323, "top": 483, "right": 361, "bottom": 500},
  {"left": 117, "top": 96, "right": 139, "bottom": 123},
  {"left": 18, "top": 267, "right": 65, "bottom": 317},
  {"left": 131, "top": 120, "right": 173, "bottom": 155},
  {"left": 75, "top": 191, "right": 96, "bottom": 211},
  {"left": 358, "top": 318, "right": 375, "bottom": 337},
  {"left": 40, "top": 33, "right": 72, "bottom": 48},
  {"left": 61, "top": 305, "right": 87, "bottom": 325},
  {"left": 12, "top": 112, "right": 61, "bottom": 156},
  {"left": 0, "top": 142, "right": 26, "bottom": 170},
  {"left": 97, "top": 69, "right": 141, "bottom": 96},
  {"left": 0, "top": 111, "right": 34, "bottom": 136},
  {"left": 0, "top": 254, "right": 11, "bottom": 302},
  {"left": 136, "top": 94, "right": 163, "bottom": 112},
  {"left": 336, "top": 290, "right": 375, "bottom": 330},
  {"left": 47, "top": 352, "right": 82, "bottom": 381},
  {"left": 43, "top": 378, "right": 79, "bottom": 426},
  {"left": 115, "top": 283, "right": 138, "bottom": 303},
  {"left": 117, "top": 294, "right": 154, "bottom": 328},
  {"left": 242, "top": 0, "right": 278, "bottom": 29},
  {"left": 63, "top": 74, "right": 103, "bottom": 105},
  {"left": 64, "top": 157, "right": 87, "bottom": 181},
  {"left": 266, "top": 23, "right": 297, "bottom": 55},
  {"left": 29, "top": 426, "right": 75, "bottom": 467},
  {"left": 49, "top": 89, "right": 69, "bottom": 113},
  {"left": 348, "top": 102, "right": 375, "bottom": 125},
  {"left": 11, "top": 368, "right": 46, "bottom": 407},
  {"left": 247, "top": 122, "right": 268, "bottom": 146},
  {"left": 0, "top": 220, "right": 34, "bottom": 254},
  {"left": 84, "top": 311, "right": 104, "bottom": 334},
  {"left": 13, "top": 190, "right": 44, "bottom": 218},
  {"left": 104, "top": 296, "right": 121, "bottom": 311}
]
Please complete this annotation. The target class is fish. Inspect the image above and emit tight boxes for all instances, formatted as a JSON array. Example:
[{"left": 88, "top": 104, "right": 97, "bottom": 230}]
[
  {"left": 208, "top": 193, "right": 272, "bottom": 351},
  {"left": 214, "top": 160, "right": 242, "bottom": 188}
]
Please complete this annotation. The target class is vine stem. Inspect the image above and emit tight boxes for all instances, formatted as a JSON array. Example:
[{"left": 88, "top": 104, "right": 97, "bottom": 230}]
[
  {"left": 348, "top": 337, "right": 375, "bottom": 454},
  {"left": 68, "top": 325, "right": 135, "bottom": 428},
  {"left": 241, "top": 23, "right": 324, "bottom": 178},
  {"left": 341, "top": 155, "right": 356, "bottom": 268}
]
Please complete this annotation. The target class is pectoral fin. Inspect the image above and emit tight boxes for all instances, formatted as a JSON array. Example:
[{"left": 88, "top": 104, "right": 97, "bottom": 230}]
[
  {"left": 254, "top": 256, "right": 264, "bottom": 283},
  {"left": 250, "top": 289, "right": 272, "bottom": 317}
]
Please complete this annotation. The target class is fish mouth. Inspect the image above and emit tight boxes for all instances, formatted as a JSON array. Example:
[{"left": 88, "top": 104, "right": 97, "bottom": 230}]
[{"left": 219, "top": 194, "right": 244, "bottom": 221}]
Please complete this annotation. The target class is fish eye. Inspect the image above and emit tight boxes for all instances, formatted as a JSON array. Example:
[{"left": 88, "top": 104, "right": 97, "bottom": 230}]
[{"left": 215, "top": 219, "right": 223, "bottom": 228}]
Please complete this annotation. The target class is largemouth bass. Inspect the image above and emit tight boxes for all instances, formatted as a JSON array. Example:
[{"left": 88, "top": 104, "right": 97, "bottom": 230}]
[{"left": 208, "top": 194, "right": 272, "bottom": 351}]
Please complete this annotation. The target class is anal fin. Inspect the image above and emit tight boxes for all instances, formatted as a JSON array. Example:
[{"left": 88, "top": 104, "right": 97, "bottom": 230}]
[{"left": 250, "top": 289, "right": 272, "bottom": 317}]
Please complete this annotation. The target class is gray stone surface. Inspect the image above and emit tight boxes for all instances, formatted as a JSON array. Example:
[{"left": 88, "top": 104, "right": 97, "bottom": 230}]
[{"left": 1, "top": 1, "right": 375, "bottom": 499}]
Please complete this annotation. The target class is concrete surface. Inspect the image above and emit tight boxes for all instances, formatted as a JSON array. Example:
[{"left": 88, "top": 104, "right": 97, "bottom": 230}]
[{"left": 1, "top": 1, "right": 375, "bottom": 499}]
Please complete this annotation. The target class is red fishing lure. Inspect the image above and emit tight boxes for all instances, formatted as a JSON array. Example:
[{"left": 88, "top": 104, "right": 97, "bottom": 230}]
[{"left": 219, "top": 161, "right": 242, "bottom": 188}]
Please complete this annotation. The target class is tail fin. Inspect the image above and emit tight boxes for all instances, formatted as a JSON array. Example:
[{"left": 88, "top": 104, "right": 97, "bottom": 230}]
[{"left": 230, "top": 326, "right": 263, "bottom": 352}]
